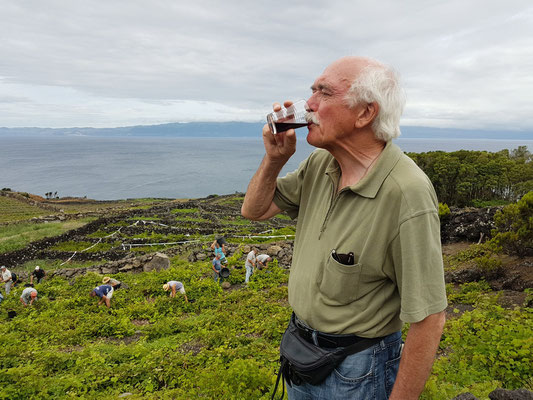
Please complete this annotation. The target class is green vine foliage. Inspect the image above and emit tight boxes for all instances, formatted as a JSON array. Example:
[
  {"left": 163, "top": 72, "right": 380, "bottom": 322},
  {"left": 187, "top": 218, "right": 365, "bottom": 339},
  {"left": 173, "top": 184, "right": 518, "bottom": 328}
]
[
  {"left": 0, "top": 259, "right": 290, "bottom": 399},
  {"left": 0, "top": 255, "right": 531, "bottom": 398},
  {"left": 423, "top": 305, "right": 533, "bottom": 399}
]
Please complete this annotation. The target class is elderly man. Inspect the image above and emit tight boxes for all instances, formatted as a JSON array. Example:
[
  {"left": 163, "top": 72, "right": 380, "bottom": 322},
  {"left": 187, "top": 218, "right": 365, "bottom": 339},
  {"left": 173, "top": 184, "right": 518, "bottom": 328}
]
[
  {"left": 256, "top": 254, "right": 272, "bottom": 270},
  {"left": 1, "top": 266, "right": 13, "bottom": 295},
  {"left": 242, "top": 56, "right": 447, "bottom": 399},
  {"left": 20, "top": 287, "right": 38, "bottom": 306},
  {"left": 244, "top": 248, "right": 257, "bottom": 284}
]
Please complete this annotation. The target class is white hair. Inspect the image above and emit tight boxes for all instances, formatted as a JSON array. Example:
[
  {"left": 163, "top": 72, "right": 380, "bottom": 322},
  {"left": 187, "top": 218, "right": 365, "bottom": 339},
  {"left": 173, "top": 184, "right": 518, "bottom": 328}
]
[{"left": 344, "top": 61, "right": 406, "bottom": 142}]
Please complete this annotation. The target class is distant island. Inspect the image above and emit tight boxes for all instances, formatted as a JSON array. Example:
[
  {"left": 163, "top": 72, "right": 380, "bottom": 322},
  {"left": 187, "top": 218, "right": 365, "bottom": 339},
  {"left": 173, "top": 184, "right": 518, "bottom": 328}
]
[{"left": 1, "top": 122, "right": 532, "bottom": 140}]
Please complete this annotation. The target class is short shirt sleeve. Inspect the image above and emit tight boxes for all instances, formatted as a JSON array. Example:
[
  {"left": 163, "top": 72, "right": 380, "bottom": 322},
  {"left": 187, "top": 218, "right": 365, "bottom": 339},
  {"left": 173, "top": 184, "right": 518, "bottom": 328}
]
[
  {"left": 273, "top": 157, "right": 310, "bottom": 219},
  {"left": 390, "top": 211, "right": 448, "bottom": 323}
]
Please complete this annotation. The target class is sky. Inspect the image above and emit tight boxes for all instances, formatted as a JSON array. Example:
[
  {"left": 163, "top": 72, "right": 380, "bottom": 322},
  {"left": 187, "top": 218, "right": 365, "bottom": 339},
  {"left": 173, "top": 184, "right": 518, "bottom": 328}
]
[{"left": 1, "top": 0, "right": 532, "bottom": 131}]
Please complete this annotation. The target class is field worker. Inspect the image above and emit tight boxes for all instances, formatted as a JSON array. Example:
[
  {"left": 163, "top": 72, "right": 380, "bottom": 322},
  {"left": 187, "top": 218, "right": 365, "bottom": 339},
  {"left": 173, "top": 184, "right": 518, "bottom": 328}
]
[
  {"left": 241, "top": 56, "right": 447, "bottom": 399},
  {"left": 210, "top": 237, "right": 227, "bottom": 264},
  {"left": 1, "top": 266, "right": 13, "bottom": 295},
  {"left": 102, "top": 276, "right": 122, "bottom": 289},
  {"left": 163, "top": 281, "right": 188, "bottom": 302},
  {"left": 0, "top": 291, "right": 3, "bottom": 304},
  {"left": 256, "top": 254, "right": 272, "bottom": 270},
  {"left": 212, "top": 254, "right": 222, "bottom": 283},
  {"left": 31, "top": 266, "right": 46, "bottom": 285},
  {"left": 90, "top": 284, "right": 113, "bottom": 308},
  {"left": 244, "top": 248, "right": 257, "bottom": 284},
  {"left": 20, "top": 287, "right": 38, "bottom": 306}
]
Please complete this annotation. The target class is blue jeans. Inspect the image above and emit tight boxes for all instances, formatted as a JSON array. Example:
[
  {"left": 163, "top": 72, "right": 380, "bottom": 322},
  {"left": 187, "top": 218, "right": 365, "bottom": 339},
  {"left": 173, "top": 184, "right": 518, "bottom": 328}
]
[
  {"left": 213, "top": 268, "right": 221, "bottom": 283},
  {"left": 245, "top": 265, "right": 253, "bottom": 283},
  {"left": 287, "top": 331, "right": 403, "bottom": 400}
]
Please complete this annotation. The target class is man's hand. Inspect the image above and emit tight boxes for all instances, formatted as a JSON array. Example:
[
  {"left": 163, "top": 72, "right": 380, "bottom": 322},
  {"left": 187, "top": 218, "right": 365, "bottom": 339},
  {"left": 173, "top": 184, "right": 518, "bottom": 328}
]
[
  {"left": 242, "top": 101, "right": 299, "bottom": 221},
  {"left": 263, "top": 101, "right": 297, "bottom": 164}
]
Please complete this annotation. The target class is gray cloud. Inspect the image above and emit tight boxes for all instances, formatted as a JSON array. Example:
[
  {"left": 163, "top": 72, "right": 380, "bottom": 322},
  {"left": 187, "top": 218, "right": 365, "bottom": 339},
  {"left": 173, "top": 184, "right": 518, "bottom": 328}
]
[{"left": 1, "top": 0, "right": 532, "bottom": 129}]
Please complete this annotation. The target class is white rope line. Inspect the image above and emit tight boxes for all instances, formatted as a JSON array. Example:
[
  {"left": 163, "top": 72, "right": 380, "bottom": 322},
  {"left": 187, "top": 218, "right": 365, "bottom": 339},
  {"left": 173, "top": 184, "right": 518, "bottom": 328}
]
[
  {"left": 60, "top": 251, "right": 78, "bottom": 266},
  {"left": 121, "top": 239, "right": 201, "bottom": 250},
  {"left": 58, "top": 218, "right": 294, "bottom": 264},
  {"left": 237, "top": 234, "right": 295, "bottom": 239},
  {"left": 81, "top": 238, "right": 102, "bottom": 252},
  {"left": 139, "top": 220, "right": 181, "bottom": 229}
]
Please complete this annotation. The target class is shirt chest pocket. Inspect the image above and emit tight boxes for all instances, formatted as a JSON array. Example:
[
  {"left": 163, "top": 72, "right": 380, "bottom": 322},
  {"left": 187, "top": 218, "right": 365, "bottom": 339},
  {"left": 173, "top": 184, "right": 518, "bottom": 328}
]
[{"left": 317, "top": 254, "right": 362, "bottom": 304}]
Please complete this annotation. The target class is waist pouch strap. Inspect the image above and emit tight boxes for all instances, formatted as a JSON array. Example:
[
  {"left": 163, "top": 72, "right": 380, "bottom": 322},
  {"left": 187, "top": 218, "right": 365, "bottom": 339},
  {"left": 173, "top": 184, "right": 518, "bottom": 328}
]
[{"left": 279, "top": 315, "right": 382, "bottom": 387}]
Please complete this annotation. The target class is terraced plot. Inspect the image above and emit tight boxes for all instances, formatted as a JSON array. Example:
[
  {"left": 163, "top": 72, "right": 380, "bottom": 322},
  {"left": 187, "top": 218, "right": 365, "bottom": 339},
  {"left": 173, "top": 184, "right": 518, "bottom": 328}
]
[
  {"left": 0, "top": 194, "right": 295, "bottom": 268},
  {"left": 0, "top": 195, "right": 50, "bottom": 223}
]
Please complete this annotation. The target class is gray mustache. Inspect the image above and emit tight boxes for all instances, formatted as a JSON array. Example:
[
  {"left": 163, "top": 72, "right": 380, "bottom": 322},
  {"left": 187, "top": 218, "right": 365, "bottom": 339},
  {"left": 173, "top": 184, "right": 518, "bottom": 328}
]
[{"left": 305, "top": 112, "right": 320, "bottom": 125}]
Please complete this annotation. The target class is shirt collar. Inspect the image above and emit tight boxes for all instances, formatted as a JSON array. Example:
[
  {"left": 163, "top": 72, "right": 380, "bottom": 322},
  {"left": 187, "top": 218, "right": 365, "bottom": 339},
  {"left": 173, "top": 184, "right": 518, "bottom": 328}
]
[{"left": 325, "top": 141, "right": 403, "bottom": 198}]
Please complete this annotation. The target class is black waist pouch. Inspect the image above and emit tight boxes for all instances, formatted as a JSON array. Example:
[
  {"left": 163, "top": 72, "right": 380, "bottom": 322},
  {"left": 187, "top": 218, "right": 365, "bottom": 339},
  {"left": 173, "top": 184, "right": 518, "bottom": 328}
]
[{"left": 276, "top": 314, "right": 382, "bottom": 389}]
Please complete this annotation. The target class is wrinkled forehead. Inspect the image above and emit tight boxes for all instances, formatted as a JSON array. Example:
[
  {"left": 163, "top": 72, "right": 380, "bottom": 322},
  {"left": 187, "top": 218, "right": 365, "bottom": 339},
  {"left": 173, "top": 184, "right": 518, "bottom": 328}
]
[
  {"left": 317, "top": 57, "right": 379, "bottom": 88},
  {"left": 314, "top": 58, "right": 363, "bottom": 90}
]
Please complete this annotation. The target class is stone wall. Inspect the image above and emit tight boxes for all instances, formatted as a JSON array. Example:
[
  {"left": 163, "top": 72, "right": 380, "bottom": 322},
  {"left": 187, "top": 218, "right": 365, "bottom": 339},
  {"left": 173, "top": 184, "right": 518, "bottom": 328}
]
[
  {"left": 441, "top": 206, "right": 501, "bottom": 243},
  {"left": 15, "top": 252, "right": 171, "bottom": 281}
]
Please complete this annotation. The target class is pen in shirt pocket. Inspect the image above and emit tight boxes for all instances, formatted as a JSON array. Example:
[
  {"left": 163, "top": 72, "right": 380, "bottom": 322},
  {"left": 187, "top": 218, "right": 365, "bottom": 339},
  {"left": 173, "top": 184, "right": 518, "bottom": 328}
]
[{"left": 331, "top": 249, "right": 355, "bottom": 265}]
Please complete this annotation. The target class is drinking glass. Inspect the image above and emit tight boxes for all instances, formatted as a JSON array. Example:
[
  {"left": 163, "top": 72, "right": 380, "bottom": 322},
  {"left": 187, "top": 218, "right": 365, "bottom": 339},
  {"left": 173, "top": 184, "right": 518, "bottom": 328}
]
[{"left": 266, "top": 100, "right": 309, "bottom": 135}]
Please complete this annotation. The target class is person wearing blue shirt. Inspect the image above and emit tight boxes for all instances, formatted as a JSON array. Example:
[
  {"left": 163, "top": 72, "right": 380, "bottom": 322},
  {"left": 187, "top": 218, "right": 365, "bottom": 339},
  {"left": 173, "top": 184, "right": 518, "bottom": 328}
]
[
  {"left": 211, "top": 237, "right": 227, "bottom": 264},
  {"left": 90, "top": 284, "right": 114, "bottom": 308}
]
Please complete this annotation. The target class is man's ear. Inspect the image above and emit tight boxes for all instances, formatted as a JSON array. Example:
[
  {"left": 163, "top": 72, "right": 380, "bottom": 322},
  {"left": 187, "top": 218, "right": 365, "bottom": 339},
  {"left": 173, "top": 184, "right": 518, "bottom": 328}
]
[{"left": 354, "top": 102, "right": 379, "bottom": 128}]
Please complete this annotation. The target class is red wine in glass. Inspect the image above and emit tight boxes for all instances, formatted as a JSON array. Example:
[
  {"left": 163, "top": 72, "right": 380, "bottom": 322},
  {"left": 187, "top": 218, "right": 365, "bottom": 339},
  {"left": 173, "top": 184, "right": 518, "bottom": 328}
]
[
  {"left": 267, "top": 100, "right": 309, "bottom": 134},
  {"left": 273, "top": 122, "right": 308, "bottom": 132}
]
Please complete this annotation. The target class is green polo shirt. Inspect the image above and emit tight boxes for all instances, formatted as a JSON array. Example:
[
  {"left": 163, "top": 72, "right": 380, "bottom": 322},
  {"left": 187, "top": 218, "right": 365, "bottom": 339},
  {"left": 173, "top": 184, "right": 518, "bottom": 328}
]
[{"left": 273, "top": 141, "right": 447, "bottom": 337}]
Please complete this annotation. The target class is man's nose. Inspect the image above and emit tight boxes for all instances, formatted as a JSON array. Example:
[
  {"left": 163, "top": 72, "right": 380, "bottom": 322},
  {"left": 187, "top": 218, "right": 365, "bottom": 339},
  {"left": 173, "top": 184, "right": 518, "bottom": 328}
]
[{"left": 306, "top": 95, "right": 317, "bottom": 111}]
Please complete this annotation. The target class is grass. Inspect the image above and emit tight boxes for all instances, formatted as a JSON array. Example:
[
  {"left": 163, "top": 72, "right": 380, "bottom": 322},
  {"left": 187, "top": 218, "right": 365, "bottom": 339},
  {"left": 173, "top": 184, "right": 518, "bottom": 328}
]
[
  {"left": 220, "top": 216, "right": 252, "bottom": 226},
  {"left": 0, "top": 196, "right": 50, "bottom": 223},
  {"left": 0, "top": 219, "right": 93, "bottom": 254},
  {"left": 215, "top": 197, "right": 245, "bottom": 207},
  {"left": 51, "top": 198, "right": 174, "bottom": 214},
  {"left": 50, "top": 240, "right": 118, "bottom": 252}
]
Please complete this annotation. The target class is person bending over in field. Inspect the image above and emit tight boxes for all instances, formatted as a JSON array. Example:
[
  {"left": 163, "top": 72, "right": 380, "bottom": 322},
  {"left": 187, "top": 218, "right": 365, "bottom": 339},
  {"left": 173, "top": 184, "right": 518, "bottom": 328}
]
[
  {"left": 31, "top": 266, "right": 46, "bottom": 285},
  {"left": 20, "top": 287, "right": 38, "bottom": 307},
  {"left": 163, "top": 281, "right": 188, "bottom": 302},
  {"left": 102, "top": 276, "right": 122, "bottom": 289},
  {"left": 256, "top": 254, "right": 272, "bottom": 270},
  {"left": 90, "top": 284, "right": 113, "bottom": 308}
]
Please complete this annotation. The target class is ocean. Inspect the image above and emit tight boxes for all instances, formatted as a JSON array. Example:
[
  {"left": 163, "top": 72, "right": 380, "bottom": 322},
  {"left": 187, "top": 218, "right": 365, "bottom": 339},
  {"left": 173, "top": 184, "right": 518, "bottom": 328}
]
[{"left": 1, "top": 136, "right": 533, "bottom": 200}]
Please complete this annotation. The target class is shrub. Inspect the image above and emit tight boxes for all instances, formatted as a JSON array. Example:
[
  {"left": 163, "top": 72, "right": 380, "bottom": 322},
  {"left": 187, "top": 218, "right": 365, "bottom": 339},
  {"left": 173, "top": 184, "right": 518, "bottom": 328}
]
[
  {"left": 438, "top": 202, "right": 451, "bottom": 220},
  {"left": 491, "top": 191, "right": 533, "bottom": 257}
]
